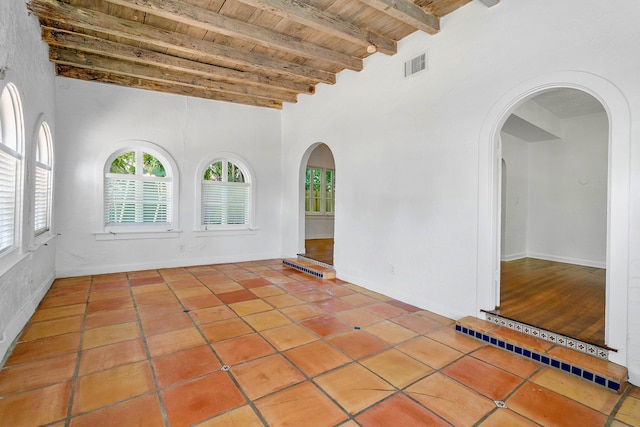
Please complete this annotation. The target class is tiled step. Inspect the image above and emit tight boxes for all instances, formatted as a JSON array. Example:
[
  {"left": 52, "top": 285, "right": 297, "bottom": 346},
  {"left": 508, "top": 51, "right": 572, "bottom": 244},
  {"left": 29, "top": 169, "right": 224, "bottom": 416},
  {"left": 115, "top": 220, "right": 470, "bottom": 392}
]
[
  {"left": 455, "top": 316, "right": 628, "bottom": 393},
  {"left": 282, "top": 258, "right": 336, "bottom": 279}
]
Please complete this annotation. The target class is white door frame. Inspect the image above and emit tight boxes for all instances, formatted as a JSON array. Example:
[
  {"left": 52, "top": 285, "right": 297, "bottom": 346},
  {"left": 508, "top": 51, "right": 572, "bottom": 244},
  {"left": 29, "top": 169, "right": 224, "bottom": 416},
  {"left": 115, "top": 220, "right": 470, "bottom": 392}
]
[{"left": 476, "top": 71, "right": 630, "bottom": 367}]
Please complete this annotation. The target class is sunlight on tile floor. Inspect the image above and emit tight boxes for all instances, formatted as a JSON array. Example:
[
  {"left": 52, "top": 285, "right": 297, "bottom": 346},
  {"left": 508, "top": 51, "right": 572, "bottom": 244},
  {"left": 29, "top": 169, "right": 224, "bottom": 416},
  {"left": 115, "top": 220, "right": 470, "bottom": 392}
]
[{"left": 0, "top": 259, "right": 638, "bottom": 426}]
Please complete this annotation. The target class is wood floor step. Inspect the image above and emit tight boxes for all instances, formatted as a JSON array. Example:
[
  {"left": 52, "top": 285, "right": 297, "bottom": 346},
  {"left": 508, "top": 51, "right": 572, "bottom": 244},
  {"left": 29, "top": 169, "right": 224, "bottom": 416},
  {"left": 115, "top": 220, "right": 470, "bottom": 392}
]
[
  {"left": 282, "top": 258, "right": 336, "bottom": 279},
  {"left": 455, "top": 316, "right": 628, "bottom": 394}
]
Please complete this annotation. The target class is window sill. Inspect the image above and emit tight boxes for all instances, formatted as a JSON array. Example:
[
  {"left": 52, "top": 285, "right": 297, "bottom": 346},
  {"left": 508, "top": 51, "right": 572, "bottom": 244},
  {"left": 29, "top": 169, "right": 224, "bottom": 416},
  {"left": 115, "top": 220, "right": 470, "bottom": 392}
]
[
  {"left": 95, "top": 230, "right": 182, "bottom": 241},
  {"left": 193, "top": 228, "right": 258, "bottom": 237},
  {"left": 29, "top": 233, "right": 57, "bottom": 251},
  {"left": 0, "top": 248, "right": 29, "bottom": 277}
]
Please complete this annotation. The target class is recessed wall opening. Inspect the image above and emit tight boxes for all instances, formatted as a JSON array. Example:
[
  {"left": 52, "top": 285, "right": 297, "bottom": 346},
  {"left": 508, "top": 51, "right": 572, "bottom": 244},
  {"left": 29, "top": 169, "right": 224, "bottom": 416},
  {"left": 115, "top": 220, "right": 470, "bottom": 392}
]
[
  {"left": 493, "top": 88, "right": 609, "bottom": 347},
  {"left": 300, "top": 143, "right": 335, "bottom": 265}
]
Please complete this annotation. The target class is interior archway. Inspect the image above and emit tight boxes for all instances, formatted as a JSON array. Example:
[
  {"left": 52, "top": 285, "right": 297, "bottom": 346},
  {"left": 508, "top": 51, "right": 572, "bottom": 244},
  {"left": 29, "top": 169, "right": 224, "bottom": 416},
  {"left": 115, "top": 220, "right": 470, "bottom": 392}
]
[
  {"left": 498, "top": 89, "right": 607, "bottom": 346},
  {"left": 299, "top": 143, "right": 335, "bottom": 265},
  {"left": 477, "top": 72, "right": 630, "bottom": 367}
]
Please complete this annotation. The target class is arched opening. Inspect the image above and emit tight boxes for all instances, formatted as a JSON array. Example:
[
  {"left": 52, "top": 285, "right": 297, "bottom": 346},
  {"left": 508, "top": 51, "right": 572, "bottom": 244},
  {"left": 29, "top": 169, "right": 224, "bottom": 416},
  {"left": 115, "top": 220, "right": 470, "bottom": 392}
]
[
  {"left": 498, "top": 89, "right": 607, "bottom": 346},
  {"left": 477, "top": 72, "right": 630, "bottom": 367},
  {"left": 300, "top": 143, "right": 335, "bottom": 265}
]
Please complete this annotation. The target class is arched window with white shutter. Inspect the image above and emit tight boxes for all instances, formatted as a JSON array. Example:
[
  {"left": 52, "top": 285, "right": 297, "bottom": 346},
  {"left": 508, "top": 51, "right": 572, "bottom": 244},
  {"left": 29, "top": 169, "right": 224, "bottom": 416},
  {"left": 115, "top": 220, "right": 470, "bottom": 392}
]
[
  {"left": 199, "top": 156, "right": 253, "bottom": 230},
  {"left": 0, "top": 83, "right": 24, "bottom": 255},
  {"left": 103, "top": 144, "right": 177, "bottom": 232}
]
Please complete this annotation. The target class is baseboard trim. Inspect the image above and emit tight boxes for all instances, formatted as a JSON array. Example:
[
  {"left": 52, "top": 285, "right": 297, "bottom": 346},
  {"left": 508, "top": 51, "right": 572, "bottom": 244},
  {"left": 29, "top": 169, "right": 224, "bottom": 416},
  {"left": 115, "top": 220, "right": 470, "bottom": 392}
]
[
  {"left": 0, "top": 272, "right": 55, "bottom": 366},
  {"left": 525, "top": 253, "right": 605, "bottom": 269},
  {"left": 56, "top": 251, "right": 281, "bottom": 278}
]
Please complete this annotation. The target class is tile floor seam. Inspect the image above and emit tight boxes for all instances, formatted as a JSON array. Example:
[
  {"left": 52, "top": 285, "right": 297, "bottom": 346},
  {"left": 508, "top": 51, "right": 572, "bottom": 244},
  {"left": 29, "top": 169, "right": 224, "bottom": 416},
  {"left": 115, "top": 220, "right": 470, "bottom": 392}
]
[
  {"left": 125, "top": 272, "right": 171, "bottom": 427},
  {"left": 603, "top": 382, "right": 633, "bottom": 425},
  {"left": 64, "top": 275, "right": 94, "bottom": 426},
  {"left": 175, "top": 270, "right": 278, "bottom": 427}
]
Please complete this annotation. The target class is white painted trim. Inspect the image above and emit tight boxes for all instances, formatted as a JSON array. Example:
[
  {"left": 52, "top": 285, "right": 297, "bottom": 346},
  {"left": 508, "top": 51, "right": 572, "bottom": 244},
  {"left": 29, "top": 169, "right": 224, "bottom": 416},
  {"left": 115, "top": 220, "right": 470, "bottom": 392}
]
[
  {"left": 55, "top": 250, "right": 281, "bottom": 278},
  {"left": 94, "top": 231, "right": 181, "bottom": 241},
  {"left": 525, "top": 253, "right": 606, "bottom": 269},
  {"left": 477, "top": 71, "right": 630, "bottom": 368},
  {"left": 501, "top": 253, "right": 526, "bottom": 262}
]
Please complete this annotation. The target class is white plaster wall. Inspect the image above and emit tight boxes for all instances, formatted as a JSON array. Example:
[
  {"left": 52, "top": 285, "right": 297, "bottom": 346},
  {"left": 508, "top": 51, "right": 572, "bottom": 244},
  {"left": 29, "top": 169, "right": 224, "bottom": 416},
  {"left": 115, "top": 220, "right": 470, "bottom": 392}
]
[
  {"left": 54, "top": 80, "right": 283, "bottom": 276},
  {"left": 527, "top": 113, "right": 608, "bottom": 267},
  {"left": 282, "top": 0, "right": 640, "bottom": 382},
  {"left": 305, "top": 144, "right": 335, "bottom": 239},
  {"left": 501, "top": 133, "right": 529, "bottom": 260},
  {"left": 0, "top": 0, "right": 57, "bottom": 363}
]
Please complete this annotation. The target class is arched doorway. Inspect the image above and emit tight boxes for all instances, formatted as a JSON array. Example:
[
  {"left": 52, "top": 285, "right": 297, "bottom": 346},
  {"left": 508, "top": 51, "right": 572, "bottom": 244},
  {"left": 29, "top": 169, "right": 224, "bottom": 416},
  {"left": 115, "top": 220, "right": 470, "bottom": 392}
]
[
  {"left": 477, "top": 72, "right": 630, "bottom": 367},
  {"left": 498, "top": 89, "right": 607, "bottom": 346},
  {"left": 300, "top": 143, "right": 335, "bottom": 265}
]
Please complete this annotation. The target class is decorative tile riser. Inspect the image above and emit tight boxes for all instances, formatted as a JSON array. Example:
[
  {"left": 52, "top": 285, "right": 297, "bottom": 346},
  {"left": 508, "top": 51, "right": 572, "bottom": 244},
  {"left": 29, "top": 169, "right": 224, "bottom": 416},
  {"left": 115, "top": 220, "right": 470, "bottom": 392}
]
[
  {"left": 455, "top": 323, "right": 625, "bottom": 393},
  {"left": 282, "top": 259, "right": 335, "bottom": 279},
  {"left": 484, "top": 313, "right": 609, "bottom": 360}
]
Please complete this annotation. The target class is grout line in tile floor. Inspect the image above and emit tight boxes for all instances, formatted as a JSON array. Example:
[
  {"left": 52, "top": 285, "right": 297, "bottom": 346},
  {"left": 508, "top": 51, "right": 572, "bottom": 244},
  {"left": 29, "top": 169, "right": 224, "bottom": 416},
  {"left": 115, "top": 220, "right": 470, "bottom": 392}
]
[
  {"left": 0, "top": 259, "right": 638, "bottom": 426},
  {"left": 63, "top": 275, "right": 92, "bottom": 426},
  {"left": 128, "top": 275, "right": 171, "bottom": 427}
]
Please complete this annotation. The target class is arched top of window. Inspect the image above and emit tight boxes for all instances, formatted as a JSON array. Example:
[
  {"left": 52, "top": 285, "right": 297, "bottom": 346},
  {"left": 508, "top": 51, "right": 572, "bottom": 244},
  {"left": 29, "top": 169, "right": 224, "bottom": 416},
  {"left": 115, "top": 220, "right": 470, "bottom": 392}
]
[
  {"left": 203, "top": 160, "right": 246, "bottom": 183},
  {"left": 108, "top": 150, "right": 168, "bottom": 178},
  {"left": 37, "top": 121, "right": 52, "bottom": 168},
  {"left": 0, "top": 83, "right": 24, "bottom": 154}
]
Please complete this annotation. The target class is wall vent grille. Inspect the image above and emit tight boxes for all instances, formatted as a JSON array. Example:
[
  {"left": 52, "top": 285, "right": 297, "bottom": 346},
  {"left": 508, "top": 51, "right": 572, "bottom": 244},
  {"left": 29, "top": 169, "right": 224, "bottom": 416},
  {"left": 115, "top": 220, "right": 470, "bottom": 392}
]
[{"left": 404, "top": 52, "right": 427, "bottom": 78}]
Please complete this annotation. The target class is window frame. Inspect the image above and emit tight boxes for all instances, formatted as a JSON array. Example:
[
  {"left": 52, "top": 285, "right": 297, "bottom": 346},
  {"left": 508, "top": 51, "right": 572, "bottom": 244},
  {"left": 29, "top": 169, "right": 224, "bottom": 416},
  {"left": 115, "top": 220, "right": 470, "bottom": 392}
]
[
  {"left": 196, "top": 153, "right": 255, "bottom": 233},
  {"left": 34, "top": 121, "right": 53, "bottom": 238},
  {"left": 100, "top": 141, "right": 179, "bottom": 236},
  {"left": 305, "top": 165, "right": 334, "bottom": 216},
  {"left": 0, "top": 83, "right": 24, "bottom": 258}
]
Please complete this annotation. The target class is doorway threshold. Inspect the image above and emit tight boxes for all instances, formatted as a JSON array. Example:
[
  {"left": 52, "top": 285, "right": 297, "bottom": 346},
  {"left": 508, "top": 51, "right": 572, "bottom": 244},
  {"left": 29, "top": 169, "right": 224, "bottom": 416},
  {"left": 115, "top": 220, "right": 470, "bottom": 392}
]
[
  {"left": 456, "top": 315, "right": 627, "bottom": 393},
  {"left": 283, "top": 256, "right": 335, "bottom": 279},
  {"left": 480, "top": 310, "right": 616, "bottom": 357}
]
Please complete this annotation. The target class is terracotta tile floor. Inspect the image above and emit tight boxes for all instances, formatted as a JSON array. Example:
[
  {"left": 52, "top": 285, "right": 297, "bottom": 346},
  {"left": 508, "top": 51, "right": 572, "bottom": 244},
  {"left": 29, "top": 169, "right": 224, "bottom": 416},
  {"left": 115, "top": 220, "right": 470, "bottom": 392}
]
[{"left": 0, "top": 259, "right": 638, "bottom": 426}]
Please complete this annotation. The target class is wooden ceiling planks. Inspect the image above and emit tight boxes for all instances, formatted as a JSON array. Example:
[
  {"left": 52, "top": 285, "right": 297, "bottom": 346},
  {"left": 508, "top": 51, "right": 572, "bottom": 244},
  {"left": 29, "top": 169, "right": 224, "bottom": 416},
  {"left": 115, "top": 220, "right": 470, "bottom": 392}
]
[{"left": 28, "top": 0, "right": 478, "bottom": 109}]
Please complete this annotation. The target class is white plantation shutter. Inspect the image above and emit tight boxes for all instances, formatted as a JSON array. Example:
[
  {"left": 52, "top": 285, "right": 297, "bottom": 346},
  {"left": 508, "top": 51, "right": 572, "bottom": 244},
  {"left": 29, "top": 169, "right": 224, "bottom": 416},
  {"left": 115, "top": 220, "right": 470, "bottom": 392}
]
[
  {"left": 105, "top": 175, "right": 171, "bottom": 225},
  {"left": 34, "top": 165, "right": 50, "bottom": 235},
  {"left": 201, "top": 181, "right": 249, "bottom": 227},
  {"left": 0, "top": 149, "right": 17, "bottom": 253}
]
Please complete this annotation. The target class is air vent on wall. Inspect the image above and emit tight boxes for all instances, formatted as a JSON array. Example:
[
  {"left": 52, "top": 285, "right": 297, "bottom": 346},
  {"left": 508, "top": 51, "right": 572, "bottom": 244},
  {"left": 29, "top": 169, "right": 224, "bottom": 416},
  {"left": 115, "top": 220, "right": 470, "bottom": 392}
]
[{"left": 404, "top": 52, "right": 427, "bottom": 78}]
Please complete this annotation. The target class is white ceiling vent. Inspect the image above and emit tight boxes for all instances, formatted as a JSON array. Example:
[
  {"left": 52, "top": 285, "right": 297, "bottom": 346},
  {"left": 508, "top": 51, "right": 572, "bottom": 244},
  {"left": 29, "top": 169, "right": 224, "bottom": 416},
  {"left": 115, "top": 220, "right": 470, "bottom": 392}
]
[{"left": 404, "top": 52, "right": 427, "bottom": 78}]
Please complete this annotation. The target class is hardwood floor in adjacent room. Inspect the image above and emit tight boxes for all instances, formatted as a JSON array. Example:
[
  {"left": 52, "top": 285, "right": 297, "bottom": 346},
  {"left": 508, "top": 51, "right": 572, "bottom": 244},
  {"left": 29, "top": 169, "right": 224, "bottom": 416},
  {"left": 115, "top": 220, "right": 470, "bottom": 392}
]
[
  {"left": 497, "top": 258, "right": 606, "bottom": 347},
  {"left": 303, "top": 238, "right": 334, "bottom": 265}
]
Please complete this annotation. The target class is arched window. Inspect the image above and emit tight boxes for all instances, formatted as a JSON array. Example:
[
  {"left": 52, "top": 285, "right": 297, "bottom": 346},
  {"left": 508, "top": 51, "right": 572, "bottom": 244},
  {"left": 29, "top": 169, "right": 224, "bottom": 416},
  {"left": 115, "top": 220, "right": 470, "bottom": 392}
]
[
  {"left": 0, "top": 83, "right": 24, "bottom": 254},
  {"left": 104, "top": 146, "right": 175, "bottom": 230},
  {"left": 35, "top": 122, "right": 53, "bottom": 236},
  {"left": 200, "top": 158, "right": 252, "bottom": 229}
]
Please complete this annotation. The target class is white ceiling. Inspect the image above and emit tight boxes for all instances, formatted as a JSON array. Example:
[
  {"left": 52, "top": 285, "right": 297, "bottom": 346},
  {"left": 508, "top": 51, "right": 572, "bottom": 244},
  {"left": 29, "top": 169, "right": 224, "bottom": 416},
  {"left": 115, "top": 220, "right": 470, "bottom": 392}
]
[{"left": 530, "top": 88, "right": 605, "bottom": 119}]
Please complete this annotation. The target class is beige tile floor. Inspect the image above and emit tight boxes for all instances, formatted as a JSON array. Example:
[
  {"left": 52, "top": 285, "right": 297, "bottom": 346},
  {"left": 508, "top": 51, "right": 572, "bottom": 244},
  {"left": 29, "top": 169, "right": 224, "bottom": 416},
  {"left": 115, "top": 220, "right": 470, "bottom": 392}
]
[{"left": 0, "top": 259, "right": 639, "bottom": 426}]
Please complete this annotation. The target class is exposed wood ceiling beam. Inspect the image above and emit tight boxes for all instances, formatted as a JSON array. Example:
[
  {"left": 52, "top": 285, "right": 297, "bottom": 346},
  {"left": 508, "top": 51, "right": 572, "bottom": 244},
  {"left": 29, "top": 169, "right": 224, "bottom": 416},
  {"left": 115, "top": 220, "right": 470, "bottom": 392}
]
[
  {"left": 235, "top": 0, "right": 396, "bottom": 56},
  {"left": 49, "top": 47, "right": 299, "bottom": 103},
  {"left": 104, "top": 0, "right": 363, "bottom": 71},
  {"left": 42, "top": 28, "right": 313, "bottom": 95},
  {"left": 55, "top": 65, "right": 283, "bottom": 109},
  {"left": 29, "top": 0, "right": 336, "bottom": 85},
  {"left": 358, "top": 0, "right": 440, "bottom": 34}
]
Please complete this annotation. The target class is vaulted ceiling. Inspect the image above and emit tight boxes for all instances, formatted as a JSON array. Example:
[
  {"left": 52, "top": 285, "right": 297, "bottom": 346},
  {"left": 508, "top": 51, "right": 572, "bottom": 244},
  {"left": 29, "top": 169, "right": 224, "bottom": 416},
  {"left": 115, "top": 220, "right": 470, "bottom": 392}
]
[{"left": 28, "top": 0, "right": 496, "bottom": 109}]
